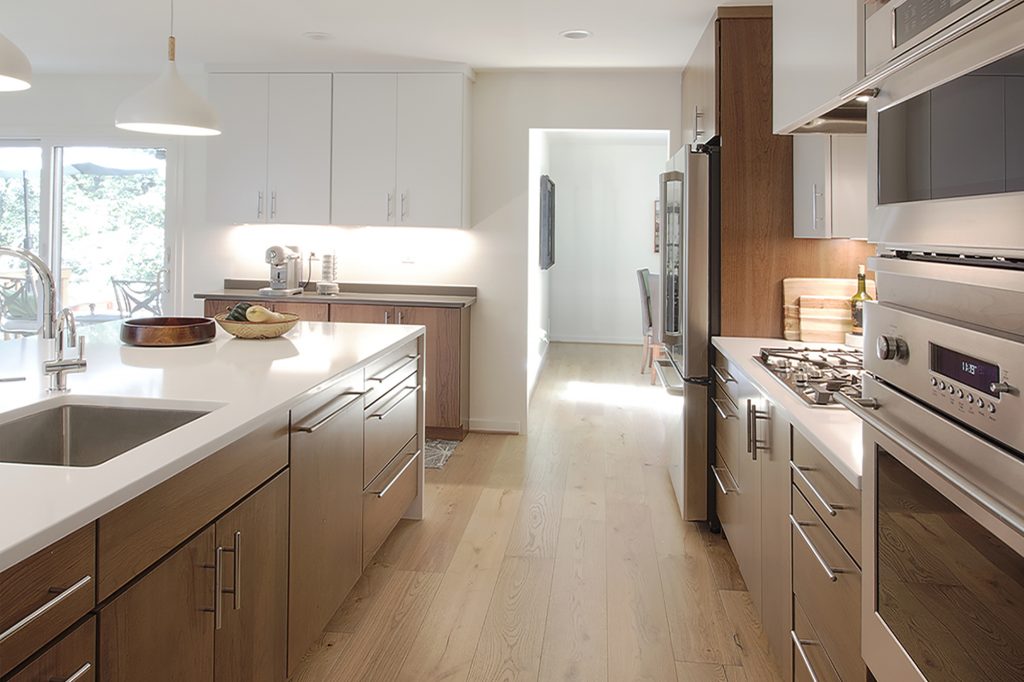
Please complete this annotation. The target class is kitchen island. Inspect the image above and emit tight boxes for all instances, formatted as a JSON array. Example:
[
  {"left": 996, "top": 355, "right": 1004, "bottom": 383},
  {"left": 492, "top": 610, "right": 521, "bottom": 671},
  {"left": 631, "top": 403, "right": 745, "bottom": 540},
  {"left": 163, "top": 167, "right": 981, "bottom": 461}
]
[{"left": 0, "top": 320, "right": 425, "bottom": 680}]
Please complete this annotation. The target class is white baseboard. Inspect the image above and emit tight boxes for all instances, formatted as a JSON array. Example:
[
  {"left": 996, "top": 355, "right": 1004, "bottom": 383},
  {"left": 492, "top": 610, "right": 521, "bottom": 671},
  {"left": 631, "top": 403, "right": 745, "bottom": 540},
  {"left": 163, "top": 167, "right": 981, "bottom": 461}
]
[
  {"left": 548, "top": 335, "right": 644, "bottom": 346},
  {"left": 468, "top": 418, "right": 521, "bottom": 434}
]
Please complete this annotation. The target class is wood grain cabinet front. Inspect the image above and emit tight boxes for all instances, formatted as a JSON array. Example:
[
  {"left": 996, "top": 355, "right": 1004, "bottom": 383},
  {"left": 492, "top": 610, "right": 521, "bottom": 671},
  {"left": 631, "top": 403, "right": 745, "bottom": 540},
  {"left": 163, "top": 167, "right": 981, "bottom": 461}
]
[
  {"left": 5, "top": 616, "right": 95, "bottom": 682},
  {"left": 0, "top": 525, "right": 95, "bottom": 677},
  {"left": 363, "top": 438, "right": 421, "bottom": 569},
  {"left": 364, "top": 371, "right": 419, "bottom": 487}
]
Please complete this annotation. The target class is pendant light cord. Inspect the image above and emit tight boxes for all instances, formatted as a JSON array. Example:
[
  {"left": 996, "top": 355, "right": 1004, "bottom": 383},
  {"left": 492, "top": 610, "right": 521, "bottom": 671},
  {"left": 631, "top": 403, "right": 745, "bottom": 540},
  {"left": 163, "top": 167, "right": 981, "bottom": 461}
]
[{"left": 167, "top": 0, "right": 176, "bottom": 61}]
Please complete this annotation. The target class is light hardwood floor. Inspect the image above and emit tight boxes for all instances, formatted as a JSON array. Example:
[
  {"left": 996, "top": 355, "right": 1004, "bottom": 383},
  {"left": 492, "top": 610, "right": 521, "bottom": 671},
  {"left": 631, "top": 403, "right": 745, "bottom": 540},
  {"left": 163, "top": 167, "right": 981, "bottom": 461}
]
[{"left": 289, "top": 343, "right": 783, "bottom": 682}]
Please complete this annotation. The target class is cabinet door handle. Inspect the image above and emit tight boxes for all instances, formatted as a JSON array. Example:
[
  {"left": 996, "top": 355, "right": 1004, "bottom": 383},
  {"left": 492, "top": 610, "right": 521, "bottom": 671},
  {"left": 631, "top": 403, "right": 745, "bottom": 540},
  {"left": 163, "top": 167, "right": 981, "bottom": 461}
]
[
  {"left": 377, "top": 450, "right": 420, "bottom": 498},
  {"left": 711, "top": 364, "right": 735, "bottom": 384},
  {"left": 270, "top": 191, "right": 278, "bottom": 220},
  {"left": 219, "top": 531, "right": 241, "bottom": 611},
  {"left": 397, "top": 311, "right": 404, "bottom": 324},
  {"left": 746, "top": 400, "right": 769, "bottom": 460},
  {"left": 712, "top": 397, "right": 737, "bottom": 420},
  {"left": 367, "top": 354, "right": 419, "bottom": 383},
  {"left": 790, "top": 461, "right": 844, "bottom": 516},
  {"left": 293, "top": 391, "right": 367, "bottom": 433},
  {"left": 0, "top": 575, "right": 92, "bottom": 644},
  {"left": 257, "top": 191, "right": 264, "bottom": 220},
  {"left": 386, "top": 192, "right": 393, "bottom": 221},
  {"left": 401, "top": 191, "right": 408, "bottom": 220},
  {"left": 51, "top": 662, "right": 92, "bottom": 682},
  {"left": 791, "top": 631, "right": 822, "bottom": 682},
  {"left": 369, "top": 385, "right": 419, "bottom": 420},
  {"left": 384, "top": 310, "right": 390, "bottom": 324},
  {"left": 711, "top": 465, "right": 738, "bottom": 495},
  {"left": 213, "top": 546, "right": 225, "bottom": 630},
  {"left": 790, "top": 514, "right": 852, "bottom": 583},
  {"left": 811, "top": 183, "right": 824, "bottom": 229}
]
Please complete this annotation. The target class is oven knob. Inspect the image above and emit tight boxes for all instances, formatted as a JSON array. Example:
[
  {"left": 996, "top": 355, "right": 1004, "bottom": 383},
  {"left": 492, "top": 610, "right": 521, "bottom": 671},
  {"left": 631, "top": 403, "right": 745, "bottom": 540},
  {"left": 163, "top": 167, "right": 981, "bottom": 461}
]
[
  {"left": 977, "top": 399, "right": 986, "bottom": 410},
  {"left": 956, "top": 388, "right": 964, "bottom": 399},
  {"left": 937, "top": 381, "right": 946, "bottom": 390},
  {"left": 948, "top": 385, "right": 955, "bottom": 395},
  {"left": 930, "top": 377, "right": 938, "bottom": 387},
  {"left": 876, "top": 335, "right": 908, "bottom": 361},
  {"left": 989, "top": 403, "right": 997, "bottom": 414},
  {"left": 967, "top": 394, "right": 974, "bottom": 404}
]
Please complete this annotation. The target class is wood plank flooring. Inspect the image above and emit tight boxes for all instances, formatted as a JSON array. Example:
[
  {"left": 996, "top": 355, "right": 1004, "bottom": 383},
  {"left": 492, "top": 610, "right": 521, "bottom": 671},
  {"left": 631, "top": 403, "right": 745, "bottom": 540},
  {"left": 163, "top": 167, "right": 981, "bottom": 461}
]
[{"left": 289, "top": 343, "right": 782, "bottom": 682}]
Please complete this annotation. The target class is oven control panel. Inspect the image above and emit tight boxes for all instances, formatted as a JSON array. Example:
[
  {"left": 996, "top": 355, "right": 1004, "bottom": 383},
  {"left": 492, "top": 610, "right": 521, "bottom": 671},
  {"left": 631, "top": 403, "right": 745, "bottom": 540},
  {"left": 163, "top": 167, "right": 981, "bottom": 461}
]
[{"left": 865, "top": 302, "right": 1023, "bottom": 453}]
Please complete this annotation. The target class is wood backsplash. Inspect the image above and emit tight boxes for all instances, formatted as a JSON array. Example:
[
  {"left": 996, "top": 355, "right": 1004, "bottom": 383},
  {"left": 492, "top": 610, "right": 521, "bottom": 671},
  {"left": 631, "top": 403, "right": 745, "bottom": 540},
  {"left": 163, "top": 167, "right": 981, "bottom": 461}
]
[{"left": 715, "top": 15, "right": 876, "bottom": 339}]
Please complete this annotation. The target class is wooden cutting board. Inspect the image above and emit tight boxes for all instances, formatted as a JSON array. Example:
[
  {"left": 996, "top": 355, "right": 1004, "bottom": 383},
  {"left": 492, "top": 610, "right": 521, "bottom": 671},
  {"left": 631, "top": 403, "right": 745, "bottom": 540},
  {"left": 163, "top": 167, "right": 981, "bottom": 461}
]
[
  {"left": 799, "top": 296, "right": 852, "bottom": 343},
  {"left": 783, "top": 277, "right": 877, "bottom": 341}
]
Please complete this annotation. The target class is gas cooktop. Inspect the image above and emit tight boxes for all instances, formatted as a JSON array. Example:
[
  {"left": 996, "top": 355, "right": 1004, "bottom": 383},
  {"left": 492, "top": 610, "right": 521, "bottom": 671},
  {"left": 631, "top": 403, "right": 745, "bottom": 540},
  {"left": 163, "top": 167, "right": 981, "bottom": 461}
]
[{"left": 755, "top": 346, "right": 864, "bottom": 408}]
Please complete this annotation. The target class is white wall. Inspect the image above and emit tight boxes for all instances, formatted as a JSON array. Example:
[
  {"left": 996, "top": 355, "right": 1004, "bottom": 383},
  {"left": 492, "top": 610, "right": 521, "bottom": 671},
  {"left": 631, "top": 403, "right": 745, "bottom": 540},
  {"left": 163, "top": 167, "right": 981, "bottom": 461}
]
[
  {"left": 1, "top": 69, "right": 681, "bottom": 434},
  {"left": 526, "top": 129, "right": 550, "bottom": 401},
  {"left": 546, "top": 130, "right": 668, "bottom": 345}
]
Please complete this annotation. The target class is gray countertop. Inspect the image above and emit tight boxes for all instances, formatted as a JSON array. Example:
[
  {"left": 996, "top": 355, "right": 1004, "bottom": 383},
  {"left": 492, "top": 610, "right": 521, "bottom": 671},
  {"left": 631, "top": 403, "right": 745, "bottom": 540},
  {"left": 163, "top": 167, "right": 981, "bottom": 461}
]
[{"left": 195, "top": 281, "right": 476, "bottom": 309}]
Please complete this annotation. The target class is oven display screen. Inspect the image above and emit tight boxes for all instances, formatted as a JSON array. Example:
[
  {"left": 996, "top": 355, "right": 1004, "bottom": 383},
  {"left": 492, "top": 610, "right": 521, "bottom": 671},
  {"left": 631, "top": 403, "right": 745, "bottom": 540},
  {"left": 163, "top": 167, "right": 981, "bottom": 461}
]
[{"left": 929, "top": 344, "right": 1000, "bottom": 397}]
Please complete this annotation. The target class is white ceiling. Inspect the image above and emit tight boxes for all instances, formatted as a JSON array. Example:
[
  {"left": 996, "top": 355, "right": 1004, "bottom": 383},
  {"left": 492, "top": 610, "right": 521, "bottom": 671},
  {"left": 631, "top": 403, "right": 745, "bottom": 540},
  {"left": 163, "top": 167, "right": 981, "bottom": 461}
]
[{"left": 5, "top": 0, "right": 734, "bottom": 74}]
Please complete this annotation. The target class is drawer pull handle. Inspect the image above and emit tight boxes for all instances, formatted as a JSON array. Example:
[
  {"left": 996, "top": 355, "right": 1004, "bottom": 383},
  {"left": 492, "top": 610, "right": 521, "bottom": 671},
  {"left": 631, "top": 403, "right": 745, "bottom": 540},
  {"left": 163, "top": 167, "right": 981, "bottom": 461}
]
[
  {"left": 791, "top": 631, "right": 822, "bottom": 682},
  {"left": 790, "top": 462, "right": 846, "bottom": 517},
  {"left": 711, "top": 465, "right": 738, "bottom": 495},
  {"left": 368, "top": 354, "right": 419, "bottom": 383},
  {"left": 711, "top": 365, "right": 735, "bottom": 384},
  {"left": 213, "top": 546, "right": 225, "bottom": 630},
  {"left": 0, "top": 575, "right": 92, "bottom": 644},
  {"left": 51, "top": 662, "right": 92, "bottom": 682},
  {"left": 294, "top": 391, "right": 366, "bottom": 433},
  {"left": 790, "top": 514, "right": 852, "bottom": 583},
  {"left": 369, "top": 385, "right": 419, "bottom": 420},
  {"left": 377, "top": 450, "right": 420, "bottom": 498},
  {"left": 711, "top": 397, "right": 737, "bottom": 420}
]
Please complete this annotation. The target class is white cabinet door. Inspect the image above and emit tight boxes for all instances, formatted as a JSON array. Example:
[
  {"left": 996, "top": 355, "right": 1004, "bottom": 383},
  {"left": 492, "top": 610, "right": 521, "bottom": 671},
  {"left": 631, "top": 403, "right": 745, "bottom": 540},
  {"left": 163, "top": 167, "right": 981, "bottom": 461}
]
[
  {"left": 830, "top": 135, "right": 868, "bottom": 239},
  {"left": 793, "top": 135, "right": 831, "bottom": 239},
  {"left": 396, "top": 73, "right": 466, "bottom": 228},
  {"left": 332, "top": 74, "right": 398, "bottom": 226},
  {"left": 207, "top": 74, "right": 269, "bottom": 225},
  {"left": 773, "top": 0, "right": 861, "bottom": 134},
  {"left": 267, "top": 74, "right": 332, "bottom": 225}
]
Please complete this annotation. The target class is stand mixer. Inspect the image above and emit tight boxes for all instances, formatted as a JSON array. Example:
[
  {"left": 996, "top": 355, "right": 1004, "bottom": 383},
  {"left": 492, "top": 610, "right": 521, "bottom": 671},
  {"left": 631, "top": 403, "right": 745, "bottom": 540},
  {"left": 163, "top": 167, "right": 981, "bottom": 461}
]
[{"left": 259, "top": 245, "right": 304, "bottom": 296}]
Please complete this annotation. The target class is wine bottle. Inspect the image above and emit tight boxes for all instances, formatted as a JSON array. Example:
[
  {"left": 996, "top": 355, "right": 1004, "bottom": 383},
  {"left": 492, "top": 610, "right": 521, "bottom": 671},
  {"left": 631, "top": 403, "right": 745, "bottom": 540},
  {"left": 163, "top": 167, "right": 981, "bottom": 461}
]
[{"left": 850, "top": 265, "right": 872, "bottom": 335}]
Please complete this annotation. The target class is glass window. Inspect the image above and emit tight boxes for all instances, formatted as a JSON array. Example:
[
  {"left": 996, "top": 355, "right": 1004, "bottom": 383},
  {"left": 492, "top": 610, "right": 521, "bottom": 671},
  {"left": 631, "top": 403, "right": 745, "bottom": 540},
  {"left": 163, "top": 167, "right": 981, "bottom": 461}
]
[{"left": 0, "top": 144, "right": 43, "bottom": 338}]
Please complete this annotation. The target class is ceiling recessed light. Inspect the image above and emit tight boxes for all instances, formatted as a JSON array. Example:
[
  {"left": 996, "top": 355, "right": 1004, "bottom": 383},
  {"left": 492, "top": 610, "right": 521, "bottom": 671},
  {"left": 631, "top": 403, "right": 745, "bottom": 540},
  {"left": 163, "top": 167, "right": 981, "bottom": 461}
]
[
  {"left": 303, "top": 31, "right": 333, "bottom": 41},
  {"left": 559, "top": 29, "right": 592, "bottom": 40}
]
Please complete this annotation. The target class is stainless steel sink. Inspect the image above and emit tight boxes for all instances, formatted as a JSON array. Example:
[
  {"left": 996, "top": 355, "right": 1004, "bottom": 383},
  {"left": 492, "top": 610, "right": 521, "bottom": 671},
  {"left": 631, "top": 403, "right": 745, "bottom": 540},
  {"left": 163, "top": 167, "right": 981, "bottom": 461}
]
[{"left": 0, "top": 403, "right": 209, "bottom": 467}]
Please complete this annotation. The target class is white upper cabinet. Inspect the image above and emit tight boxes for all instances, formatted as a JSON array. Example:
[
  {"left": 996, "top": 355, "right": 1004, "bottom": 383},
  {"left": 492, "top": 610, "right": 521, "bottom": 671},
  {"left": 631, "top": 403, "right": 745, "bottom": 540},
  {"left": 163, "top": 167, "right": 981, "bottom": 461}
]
[
  {"left": 207, "top": 74, "right": 269, "bottom": 226},
  {"left": 207, "top": 73, "right": 332, "bottom": 226},
  {"left": 793, "top": 135, "right": 868, "bottom": 240},
  {"left": 332, "top": 72, "right": 469, "bottom": 228},
  {"left": 773, "top": 0, "right": 861, "bottom": 134},
  {"left": 267, "top": 74, "right": 332, "bottom": 225},
  {"left": 332, "top": 74, "right": 398, "bottom": 226}
]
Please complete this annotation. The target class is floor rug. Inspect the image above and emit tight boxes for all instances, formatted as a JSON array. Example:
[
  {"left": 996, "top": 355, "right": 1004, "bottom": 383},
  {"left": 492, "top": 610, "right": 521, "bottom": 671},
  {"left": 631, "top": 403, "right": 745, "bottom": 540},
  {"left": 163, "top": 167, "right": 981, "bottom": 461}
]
[{"left": 424, "top": 439, "right": 459, "bottom": 469}]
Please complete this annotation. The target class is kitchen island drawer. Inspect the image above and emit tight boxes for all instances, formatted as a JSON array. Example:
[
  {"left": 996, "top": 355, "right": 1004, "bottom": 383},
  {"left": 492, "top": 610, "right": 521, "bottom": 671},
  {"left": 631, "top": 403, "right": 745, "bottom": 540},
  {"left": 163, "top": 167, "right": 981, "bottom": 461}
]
[
  {"left": 364, "top": 372, "right": 419, "bottom": 487},
  {"left": 363, "top": 440, "right": 420, "bottom": 568},
  {"left": 363, "top": 341, "right": 419, "bottom": 408},
  {"left": 792, "top": 599, "right": 841, "bottom": 682},
  {"left": 5, "top": 616, "right": 95, "bottom": 682},
  {"left": 791, "top": 488, "right": 863, "bottom": 682},
  {"left": 792, "top": 428, "right": 861, "bottom": 564},
  {"left": 712, "top": 355, "right": 745, "bottom": 408},
  {"left": 712, "top": 383, "right": 741, "bottom": 475},
  {"left": 0, "top": 525, "right": 95, "bottom": 678},
  {"left": 712, "top": 454, "right": 741, "bottom": 537}
]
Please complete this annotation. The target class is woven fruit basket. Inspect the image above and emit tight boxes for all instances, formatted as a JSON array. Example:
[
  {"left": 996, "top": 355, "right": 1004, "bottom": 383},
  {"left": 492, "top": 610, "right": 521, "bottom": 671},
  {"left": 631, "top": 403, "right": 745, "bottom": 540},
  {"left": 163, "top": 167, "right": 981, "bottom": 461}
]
[{"left": 214, "top": 312, "right": 300, "bottom": 339}]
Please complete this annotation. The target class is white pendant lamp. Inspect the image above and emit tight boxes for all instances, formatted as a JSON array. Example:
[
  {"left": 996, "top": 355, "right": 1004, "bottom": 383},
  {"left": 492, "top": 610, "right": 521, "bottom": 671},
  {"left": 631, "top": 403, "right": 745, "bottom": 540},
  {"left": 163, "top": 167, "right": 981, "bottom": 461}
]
[
  {"left": 0, "top": 33, "right": 32, "bottom": 91},
  {"left": 115, "top": 0, "right": 221, "bottom": 136}
]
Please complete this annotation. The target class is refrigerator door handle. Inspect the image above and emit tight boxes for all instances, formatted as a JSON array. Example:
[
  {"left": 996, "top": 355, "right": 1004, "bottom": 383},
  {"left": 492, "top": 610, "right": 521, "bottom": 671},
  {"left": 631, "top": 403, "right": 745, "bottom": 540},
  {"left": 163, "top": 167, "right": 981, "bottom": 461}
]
[{"left": 654, "top": 358, "right": 687, "bottom": 397}]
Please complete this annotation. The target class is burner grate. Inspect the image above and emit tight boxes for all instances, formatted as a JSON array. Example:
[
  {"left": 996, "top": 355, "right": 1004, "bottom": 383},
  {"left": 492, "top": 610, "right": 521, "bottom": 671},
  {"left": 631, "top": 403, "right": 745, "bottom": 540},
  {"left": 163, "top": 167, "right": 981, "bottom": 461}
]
[{"left": 754, "top": 346, "right": 865, "bottom": 408}]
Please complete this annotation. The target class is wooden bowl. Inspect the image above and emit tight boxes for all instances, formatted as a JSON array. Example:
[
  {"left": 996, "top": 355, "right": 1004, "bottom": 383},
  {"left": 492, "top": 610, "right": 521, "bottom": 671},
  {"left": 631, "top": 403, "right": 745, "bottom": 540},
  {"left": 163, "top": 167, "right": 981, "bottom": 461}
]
[
  {"left": 214, "top": 313, "right": 300, "bottom": 340},
  {"left": 120, "top": 317, "right": 217, "bottom": 347}
]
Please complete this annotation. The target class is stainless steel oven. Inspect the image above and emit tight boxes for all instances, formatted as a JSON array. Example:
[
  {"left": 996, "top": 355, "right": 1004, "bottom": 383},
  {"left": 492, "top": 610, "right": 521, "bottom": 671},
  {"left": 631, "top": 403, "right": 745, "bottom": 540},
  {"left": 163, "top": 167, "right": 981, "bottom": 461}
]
[
  {"left": 866, "top": 0, "right": 1024, "bottom": 257},
  {"left": 837, "top": 260, "right": 1024, "bottom": 681}
]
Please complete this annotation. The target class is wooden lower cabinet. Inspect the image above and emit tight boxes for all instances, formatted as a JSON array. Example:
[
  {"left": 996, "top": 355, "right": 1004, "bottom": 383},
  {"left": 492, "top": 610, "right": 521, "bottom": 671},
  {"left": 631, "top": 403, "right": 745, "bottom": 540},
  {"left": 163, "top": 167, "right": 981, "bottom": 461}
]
[
  {"left": 99, "top": 472, "right": 289, "bottom": 682},
  {"left": 329, "top": 303, "right": 395, "bottom": 324},
  {"left": 202, "top": 299, "right": 328, "bottom": 322},
  {"left": 6, "top": 617, "right": 95, "bottom": 682},
  {"left": 99, "top": 527, "right": 216, "bottom": 682},
  {"left": 288, "top": 381, "right": 365, "bottom": 676}
]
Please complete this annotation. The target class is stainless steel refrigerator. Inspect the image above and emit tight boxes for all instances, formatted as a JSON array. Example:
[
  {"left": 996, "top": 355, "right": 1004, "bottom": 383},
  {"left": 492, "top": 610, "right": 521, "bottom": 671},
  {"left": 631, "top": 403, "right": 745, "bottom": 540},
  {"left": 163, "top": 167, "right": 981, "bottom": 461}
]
[{"left": 653, "top": 142, "right": 720, "bottom": 522}]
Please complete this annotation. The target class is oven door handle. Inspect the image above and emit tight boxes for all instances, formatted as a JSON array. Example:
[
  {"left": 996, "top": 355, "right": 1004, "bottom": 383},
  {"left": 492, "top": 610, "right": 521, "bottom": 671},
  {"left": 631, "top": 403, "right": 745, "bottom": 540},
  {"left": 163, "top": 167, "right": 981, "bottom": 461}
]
[{"left": 836, "top": 391, "right": 1024, "bottom": 539}]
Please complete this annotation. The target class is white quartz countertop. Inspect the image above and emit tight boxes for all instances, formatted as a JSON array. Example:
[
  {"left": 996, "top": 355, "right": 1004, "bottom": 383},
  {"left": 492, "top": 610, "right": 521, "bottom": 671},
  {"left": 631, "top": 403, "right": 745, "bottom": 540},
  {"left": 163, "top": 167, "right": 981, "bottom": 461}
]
[
  {"left": 0, "top": 320, "right": 423, "bottom": 572},
  {"left": 712, "top": 337, "right": 865, "bottom": 488}
]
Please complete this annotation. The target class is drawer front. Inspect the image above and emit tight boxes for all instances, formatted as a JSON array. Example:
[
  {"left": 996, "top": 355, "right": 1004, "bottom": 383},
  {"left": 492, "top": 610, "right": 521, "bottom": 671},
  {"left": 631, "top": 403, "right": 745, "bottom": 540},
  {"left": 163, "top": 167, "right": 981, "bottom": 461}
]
[
  {"left": 364, "top": 340, "right": 419, "bottom": 408},
  {"left": 0, "top": 525, "right": 95, "bottom": 677},
  {"left": 712, "top": 382, "right": 741, "bottom": 475},
  {"left": 272, "top": 301, "right": 329, "bottom": 321},
  {"left": 6, "top": 616, "right": 95, "bottom": 682},
  {"left": 712, "top": 454, "right": 740, "bottom": 539},
  {"left": 364, "top": 372, "right": 419, "bottom": 487},
  {"left": 363, "top": 440, "right": 420, "bottom": 568},
  {"left": 791, "top": 488, "right": 864, "bottom": 682},
  {"left": 792, "top": 599, "right": 842, "bottom": 682},
  {"left": 712, "top": 355, "right": 744, "bottom": 408},
  {"left": 792, "top": 429, "right": 861, "bottom": 565}
]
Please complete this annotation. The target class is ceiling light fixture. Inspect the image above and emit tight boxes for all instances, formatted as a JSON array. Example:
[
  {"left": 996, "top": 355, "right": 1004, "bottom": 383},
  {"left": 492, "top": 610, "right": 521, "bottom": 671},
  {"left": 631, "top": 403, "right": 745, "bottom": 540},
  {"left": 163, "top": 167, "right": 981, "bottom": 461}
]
[
  {"left": 0, "top": 33, "right": 32, "bottom": 91},
  {"left": 559, "top": 29, "right": 592, "bottom": 40},
  {"left": 115, "top": 0, "right": 221, "bottom": 136}
]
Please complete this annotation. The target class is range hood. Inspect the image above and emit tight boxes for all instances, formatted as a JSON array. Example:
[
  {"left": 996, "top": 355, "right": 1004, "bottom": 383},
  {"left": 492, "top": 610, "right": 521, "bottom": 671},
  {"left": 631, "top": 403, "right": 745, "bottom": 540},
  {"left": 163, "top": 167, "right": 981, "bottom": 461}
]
[{"left": 786, "top": 88, "right": 877, "bottom": 134}]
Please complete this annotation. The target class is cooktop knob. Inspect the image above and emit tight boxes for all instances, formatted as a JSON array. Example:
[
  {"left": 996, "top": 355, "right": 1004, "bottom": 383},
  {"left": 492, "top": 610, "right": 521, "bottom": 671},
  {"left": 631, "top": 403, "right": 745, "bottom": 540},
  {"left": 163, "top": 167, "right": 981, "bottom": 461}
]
[{"left": 876, "top": 335, "right": 908, "bottom": 362}]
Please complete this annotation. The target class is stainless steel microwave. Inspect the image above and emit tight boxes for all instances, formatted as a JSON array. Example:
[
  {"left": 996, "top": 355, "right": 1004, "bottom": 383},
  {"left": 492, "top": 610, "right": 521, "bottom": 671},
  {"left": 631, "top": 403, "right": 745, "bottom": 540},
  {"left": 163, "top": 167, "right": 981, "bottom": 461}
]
[{"left": 867, "top": 0, "right": 1024, "bottom": 258}]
